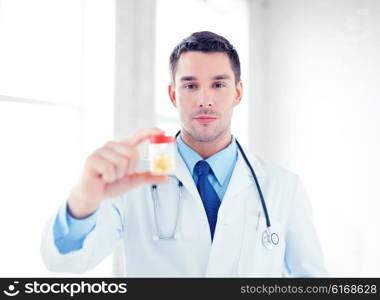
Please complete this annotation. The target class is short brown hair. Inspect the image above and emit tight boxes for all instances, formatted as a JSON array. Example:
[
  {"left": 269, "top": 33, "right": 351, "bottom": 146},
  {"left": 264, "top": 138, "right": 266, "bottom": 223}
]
[{"left": 169, "top": 31, "right": 241, "bottom": 84}]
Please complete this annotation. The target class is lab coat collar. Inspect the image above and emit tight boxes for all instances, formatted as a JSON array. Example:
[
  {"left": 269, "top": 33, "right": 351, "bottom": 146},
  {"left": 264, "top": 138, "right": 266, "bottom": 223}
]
[
  {"left": 239, "top": 143, "right": 266, "bottom": 179},
  {"left": 173, "top": 148, "right": 202, "bottom": 202},
  {"left": 220, "top": 144, "right": 266, "bottom": 201},
  {"left": 205, "top": 137, "right": 237, "bottom": 186}
]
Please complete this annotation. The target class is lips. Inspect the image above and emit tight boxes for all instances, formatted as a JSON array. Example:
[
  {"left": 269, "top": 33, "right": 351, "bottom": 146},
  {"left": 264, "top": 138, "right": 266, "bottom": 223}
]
[{"left": 194, "top": 115, "right": 217, "bottom": 124}]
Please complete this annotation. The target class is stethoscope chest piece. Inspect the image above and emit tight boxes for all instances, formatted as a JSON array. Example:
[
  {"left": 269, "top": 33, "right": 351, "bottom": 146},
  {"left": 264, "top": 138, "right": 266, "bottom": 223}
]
[{"left": 262, "top": 228, "right": 279, "bottom": 250}]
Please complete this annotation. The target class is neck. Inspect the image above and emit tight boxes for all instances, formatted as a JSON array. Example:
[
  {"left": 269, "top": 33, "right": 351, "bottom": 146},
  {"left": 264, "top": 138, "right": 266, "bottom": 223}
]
[{"left": 180, "top": 129, "right": 232, "bottom": 159}]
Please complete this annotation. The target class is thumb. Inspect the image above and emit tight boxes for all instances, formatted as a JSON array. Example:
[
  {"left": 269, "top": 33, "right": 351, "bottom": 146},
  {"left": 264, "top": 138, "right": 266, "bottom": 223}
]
[
  {"left": 126, "top": 172, "right": 168, "bottom": 188},
  {"left": 105, "top": 172, "right": 168, "bottom": 198}
]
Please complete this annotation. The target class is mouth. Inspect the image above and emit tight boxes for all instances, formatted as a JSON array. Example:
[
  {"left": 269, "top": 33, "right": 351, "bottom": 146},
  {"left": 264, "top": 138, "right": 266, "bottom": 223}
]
[{"left": 194, "top": 115, "right": 217, "bottom": 124}]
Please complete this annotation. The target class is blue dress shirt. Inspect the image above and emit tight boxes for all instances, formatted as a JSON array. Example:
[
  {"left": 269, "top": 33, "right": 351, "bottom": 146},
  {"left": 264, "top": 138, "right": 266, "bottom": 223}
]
[{"left": 53, "top": 135, "right": 238, "bottom": 254}]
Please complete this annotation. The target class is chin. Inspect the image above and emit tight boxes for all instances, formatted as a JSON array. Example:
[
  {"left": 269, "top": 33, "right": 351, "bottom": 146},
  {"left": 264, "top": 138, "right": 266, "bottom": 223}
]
[{"left": 188, "top": 126, "right": 224, "bottom": 143}]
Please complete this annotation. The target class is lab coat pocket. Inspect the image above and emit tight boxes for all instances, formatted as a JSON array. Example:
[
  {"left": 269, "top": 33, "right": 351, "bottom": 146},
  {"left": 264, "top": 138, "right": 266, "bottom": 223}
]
[{"left": 237, "top": 211, "right": 285, "bottom": 277}]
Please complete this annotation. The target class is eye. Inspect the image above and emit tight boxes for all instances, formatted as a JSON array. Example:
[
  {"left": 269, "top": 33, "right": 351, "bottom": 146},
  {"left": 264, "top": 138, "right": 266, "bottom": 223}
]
[
  {"left": 184, "top": 84, "right": 198, "bottom": 89},
  {"left": 213, "top": 82, "right": 226, "bottom": 88}
]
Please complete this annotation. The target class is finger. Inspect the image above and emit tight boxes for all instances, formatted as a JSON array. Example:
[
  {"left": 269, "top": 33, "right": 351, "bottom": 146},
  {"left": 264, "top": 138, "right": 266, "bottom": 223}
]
[
  {"left": 126, "top": 172, "right": 168, "bottom": 189},
  {"left": 105, "top": 141, "right": 134, "bottom": 157},
  {"left": 108, "top": 142, "right": 139, "bottom": 175},
  {"left": 87, "top": 154, "right": 117, "bottom": 183},
  {"left": 105, "top": 142, "right": 139, "bottom": 176},
  {"left": 127, "top": 148, "right": 139, "bottom": 175},
  {"left": 97, "top": 148, "right": 128, "bottom": 179},
  {"left": 104, "top": 172, "right": 168, "bottom": 198},
  {"left": 104, "top": 141, "right": 137, "bottom": 176},
  {"left": 127, "top": 127, "right": 164, "bottom": 147}
]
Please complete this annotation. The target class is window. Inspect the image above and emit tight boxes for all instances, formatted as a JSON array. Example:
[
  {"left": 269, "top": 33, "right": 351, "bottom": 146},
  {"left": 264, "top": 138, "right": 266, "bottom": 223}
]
[{"left": 0, "top": 0, "right": 114, "bottom": 277}]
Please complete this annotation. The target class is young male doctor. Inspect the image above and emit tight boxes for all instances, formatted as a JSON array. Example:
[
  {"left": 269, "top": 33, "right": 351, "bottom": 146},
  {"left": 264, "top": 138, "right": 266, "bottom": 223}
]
[{"left": 41, "top": 31, "right": 327, "bottom": 277}]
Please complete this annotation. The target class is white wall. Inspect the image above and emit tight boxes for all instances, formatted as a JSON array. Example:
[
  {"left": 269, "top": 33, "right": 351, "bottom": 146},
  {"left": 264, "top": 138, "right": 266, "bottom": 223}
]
[{"left": 249, "top": 0, "right": 380, "bottom": 276}]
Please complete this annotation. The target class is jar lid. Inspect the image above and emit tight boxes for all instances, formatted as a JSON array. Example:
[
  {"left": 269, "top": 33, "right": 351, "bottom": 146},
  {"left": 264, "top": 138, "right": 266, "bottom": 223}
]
[{"left": 149, "top": 134, "right": 175, "bottom": 144}]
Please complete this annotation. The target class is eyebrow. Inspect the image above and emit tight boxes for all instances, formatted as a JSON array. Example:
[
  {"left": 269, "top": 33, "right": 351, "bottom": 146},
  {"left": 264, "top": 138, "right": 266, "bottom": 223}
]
[
  {"left": 212, "top": 74, "right": 231, "bottom": 80},
  {"left": 180, "top": 76, "right": 197, "bottom": 82},
  {"left": 179, "top": 74, "right": 232, "bottom": 82}
]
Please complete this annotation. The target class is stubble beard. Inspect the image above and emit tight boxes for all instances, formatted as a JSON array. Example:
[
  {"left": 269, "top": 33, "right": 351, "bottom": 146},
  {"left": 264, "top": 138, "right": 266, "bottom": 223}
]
[{"left": 184, "top": 122, "right": 230, "bottom": 143}]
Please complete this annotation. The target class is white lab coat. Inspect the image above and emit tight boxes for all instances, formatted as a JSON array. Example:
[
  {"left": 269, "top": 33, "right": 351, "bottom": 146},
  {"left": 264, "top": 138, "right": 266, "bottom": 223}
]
[{"left": 41, "top": 146, "right": 327, "bottom": 277}]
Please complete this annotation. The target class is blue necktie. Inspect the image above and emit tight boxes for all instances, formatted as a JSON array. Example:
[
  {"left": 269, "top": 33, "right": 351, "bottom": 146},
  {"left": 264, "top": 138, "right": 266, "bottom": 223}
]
[{"left": 194, "top": 160, "right": 221, "bottom": 241}]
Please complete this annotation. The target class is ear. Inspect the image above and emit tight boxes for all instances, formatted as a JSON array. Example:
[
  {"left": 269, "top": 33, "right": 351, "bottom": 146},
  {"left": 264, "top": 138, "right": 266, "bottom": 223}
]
[
  {"left": 168, "top": 83, "right": 177, "bottom": 107},
  {"left": 233, "top": 81, "right": 243, "bottom": 106}
]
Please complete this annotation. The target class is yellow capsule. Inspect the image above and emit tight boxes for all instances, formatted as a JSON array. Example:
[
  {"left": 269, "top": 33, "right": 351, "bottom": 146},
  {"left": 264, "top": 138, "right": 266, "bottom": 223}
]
[{"left": 152, "top": 154, "right": 174, "bottom": 174}]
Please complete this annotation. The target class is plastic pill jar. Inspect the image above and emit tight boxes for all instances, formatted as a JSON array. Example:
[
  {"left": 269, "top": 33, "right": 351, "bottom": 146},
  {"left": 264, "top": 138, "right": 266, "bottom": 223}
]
[{"left": 149, "top": 134, "right": 176, "bottom": 175}]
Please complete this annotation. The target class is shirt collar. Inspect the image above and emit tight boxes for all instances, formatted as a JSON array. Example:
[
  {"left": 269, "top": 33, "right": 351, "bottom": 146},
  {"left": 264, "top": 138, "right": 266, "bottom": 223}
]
[{"left": 176, "top": 135, "right": 237, "bottom": 186}]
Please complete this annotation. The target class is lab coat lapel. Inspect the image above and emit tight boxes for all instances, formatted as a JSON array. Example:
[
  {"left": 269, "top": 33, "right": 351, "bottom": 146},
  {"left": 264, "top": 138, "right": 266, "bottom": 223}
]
[
  {"left": 206, "top": 147, "right": 266, "bottom": 276},
  {"left": 173, "top": 148, "right": 211, "bottom": 237},
  {"left": 173, "top": 149, "right": 200, "bottom": 202},
  {"left": 223, "top": 145, "right": 265, "bottom": 201}
]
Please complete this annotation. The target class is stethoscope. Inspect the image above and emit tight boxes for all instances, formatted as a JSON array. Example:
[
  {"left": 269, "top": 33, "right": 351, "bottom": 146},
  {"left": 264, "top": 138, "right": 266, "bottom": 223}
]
[{"left": 151, "top": 131, "right": 279, "bottom": 250}]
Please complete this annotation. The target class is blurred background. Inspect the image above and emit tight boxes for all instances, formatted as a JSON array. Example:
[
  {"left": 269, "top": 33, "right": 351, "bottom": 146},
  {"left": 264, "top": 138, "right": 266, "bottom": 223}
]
[{"left": 0, "top": 0, "right": 379, "bottom": 277}]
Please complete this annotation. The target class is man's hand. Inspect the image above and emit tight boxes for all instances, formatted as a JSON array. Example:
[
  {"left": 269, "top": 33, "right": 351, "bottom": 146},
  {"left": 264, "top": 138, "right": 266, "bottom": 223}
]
[{"left": 67, "top": 128, "right": 168, "bottom": 218}]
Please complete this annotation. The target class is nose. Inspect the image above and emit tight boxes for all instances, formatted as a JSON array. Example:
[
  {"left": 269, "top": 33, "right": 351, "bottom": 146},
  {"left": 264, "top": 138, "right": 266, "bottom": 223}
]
[{"left": 197, "top": 88, "right": 213, "bottom": 108}]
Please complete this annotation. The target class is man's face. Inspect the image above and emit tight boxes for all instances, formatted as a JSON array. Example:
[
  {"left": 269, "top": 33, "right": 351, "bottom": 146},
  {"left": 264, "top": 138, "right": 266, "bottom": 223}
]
[{"left": 168, "top": 51, "right": 243, "bottom": 142}]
